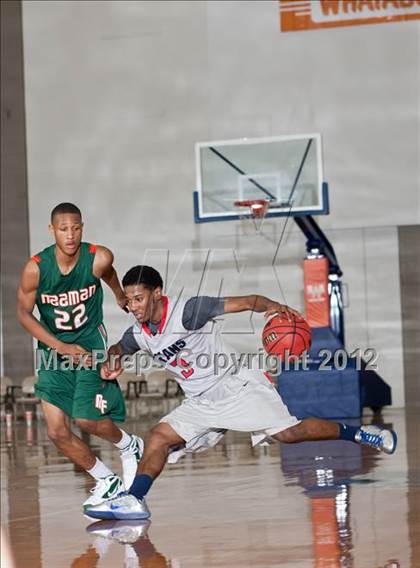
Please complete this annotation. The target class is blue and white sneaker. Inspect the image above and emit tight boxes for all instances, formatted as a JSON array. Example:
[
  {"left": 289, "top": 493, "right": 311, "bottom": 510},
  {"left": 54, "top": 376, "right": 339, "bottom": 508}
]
[
  {"left": 355, "top": 425, "right": 397, "bottom": 454},
  {"left": 120, "top": 435, "right": 144, "bottom": 490},
  {"left": 84, "top": 492, "right": 151, "bottom": 521}
]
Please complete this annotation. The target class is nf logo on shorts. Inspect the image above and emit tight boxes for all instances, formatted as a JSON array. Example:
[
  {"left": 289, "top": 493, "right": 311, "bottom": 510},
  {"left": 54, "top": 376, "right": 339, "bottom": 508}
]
[{"left": 95, "top": 394, "right": 108, "bottom": 414}]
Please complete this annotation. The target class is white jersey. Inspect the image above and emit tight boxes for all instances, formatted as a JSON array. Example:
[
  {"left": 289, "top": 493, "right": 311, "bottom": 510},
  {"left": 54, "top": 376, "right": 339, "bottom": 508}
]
[{"left": 129, "top": 296, "right": 233, "bottom": 397}]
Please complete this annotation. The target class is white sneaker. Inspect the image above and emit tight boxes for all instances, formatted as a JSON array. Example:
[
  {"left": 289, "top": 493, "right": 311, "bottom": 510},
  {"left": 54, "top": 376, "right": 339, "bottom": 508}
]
[
  {"left": 84, "top": 493, "right": 151, "bottom": 520},
  {"left": 83, "top": 474, "right": 124, "bottom": 509},
  {"left": 120, "top": 436, "right": 144, "bottom": 489},
  {"left": 86, "top": 519, "right": 151, "bottom": 544}
]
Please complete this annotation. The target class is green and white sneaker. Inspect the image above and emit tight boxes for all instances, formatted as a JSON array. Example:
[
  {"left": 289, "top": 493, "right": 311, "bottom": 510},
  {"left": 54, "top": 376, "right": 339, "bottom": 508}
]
[
  {"left": 120, "top": 435, "right": 144, "bottom": 490},
  {"left": 83, "top": 474, "right": 124, "bottom": 509}
]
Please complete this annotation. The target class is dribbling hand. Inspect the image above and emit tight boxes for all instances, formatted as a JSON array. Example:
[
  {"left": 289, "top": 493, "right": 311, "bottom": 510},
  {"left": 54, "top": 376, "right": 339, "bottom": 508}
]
[{"left": 264, "top": 302, "right": 301, "bottom": 322}]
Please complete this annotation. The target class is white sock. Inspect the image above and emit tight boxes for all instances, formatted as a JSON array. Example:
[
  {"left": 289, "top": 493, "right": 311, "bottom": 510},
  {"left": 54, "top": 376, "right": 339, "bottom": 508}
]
[
  {"left": 87, "top": 458, "right": 114, "bottom": 480},
  {"left": 115, "top": 429, "right": 132, "bottom": 451}
]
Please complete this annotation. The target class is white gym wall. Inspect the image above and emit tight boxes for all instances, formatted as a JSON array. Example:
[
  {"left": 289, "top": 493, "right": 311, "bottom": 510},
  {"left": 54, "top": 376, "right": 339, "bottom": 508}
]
[{"left": 22, "top": 1, "right": 420, "bottom": 407}]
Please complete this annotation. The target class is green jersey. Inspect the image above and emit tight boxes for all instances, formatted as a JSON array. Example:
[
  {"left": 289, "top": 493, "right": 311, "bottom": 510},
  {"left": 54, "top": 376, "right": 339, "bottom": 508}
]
[{"left": 33, "top": 242, "right": 104, "bottom": 346}]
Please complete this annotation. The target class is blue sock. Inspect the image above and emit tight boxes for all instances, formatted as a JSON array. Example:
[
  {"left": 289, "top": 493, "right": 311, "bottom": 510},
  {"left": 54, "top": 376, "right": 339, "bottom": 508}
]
[
  {"left": 129, "top": 474, "right": 153, "bottom": 500},
  {"left": 339, "top": 423, "right": 359, "bottom": 442}
]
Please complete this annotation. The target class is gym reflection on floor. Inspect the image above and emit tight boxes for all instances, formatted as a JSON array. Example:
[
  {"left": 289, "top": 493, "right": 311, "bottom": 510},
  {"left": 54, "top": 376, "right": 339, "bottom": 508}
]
[{"left": 1, "top": 404, "right": 418, "bottom": 568}]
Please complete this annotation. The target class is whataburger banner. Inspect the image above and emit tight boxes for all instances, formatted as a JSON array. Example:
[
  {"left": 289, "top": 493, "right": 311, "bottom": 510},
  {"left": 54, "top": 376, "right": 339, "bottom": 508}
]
[{"left": 279, "top": 0, "right": 420, "bottom": 32}]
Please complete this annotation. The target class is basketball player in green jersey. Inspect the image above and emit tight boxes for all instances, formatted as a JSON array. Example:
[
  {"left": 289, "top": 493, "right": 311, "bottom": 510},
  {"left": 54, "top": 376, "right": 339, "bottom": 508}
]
[{"left": 17, "top": 202, "right": 143, "bottom": 510}]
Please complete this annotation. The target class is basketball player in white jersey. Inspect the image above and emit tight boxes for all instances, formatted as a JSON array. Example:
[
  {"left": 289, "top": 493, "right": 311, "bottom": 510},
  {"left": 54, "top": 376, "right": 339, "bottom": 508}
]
[{"left": 84, "top": 265, "right": 397, "bottom": 520}]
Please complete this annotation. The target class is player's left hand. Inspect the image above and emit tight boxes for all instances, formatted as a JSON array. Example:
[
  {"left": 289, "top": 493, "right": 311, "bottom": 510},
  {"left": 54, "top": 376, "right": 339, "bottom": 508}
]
[
  {"left": 264, "top": 302, "right": 300, "bottom": 321},
  {"left": 116, "top": 294, "right": 129, "bottom": 313}
]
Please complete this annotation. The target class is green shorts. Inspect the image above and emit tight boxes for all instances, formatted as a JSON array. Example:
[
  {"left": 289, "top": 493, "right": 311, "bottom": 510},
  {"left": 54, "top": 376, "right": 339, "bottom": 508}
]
[{"left": 35, "top": 326, "right": 126, "bottom": 422}]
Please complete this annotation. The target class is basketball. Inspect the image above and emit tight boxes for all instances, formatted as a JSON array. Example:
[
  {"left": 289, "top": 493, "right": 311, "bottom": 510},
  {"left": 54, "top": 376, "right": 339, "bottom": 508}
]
[{"left": 262, "top": 312, "right": 312, "bottom": 359}]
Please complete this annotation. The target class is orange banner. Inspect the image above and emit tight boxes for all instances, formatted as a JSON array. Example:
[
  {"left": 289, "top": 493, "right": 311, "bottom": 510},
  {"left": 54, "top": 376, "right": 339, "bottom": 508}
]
[
  {"left": 279, "top": 0, "right": 420, "bottom": 32},
  {"left": 304, "top": 257, "right": 330, "bottom": 328}
]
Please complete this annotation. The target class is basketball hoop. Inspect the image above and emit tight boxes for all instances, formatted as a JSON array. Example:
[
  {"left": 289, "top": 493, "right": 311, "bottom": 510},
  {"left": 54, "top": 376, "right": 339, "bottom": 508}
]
[
  {"left": 234, "top": 199, "right": 270, "bottom": 233},
  {"left": 234, "top": 199, "right": 270, "bottom": 218}
]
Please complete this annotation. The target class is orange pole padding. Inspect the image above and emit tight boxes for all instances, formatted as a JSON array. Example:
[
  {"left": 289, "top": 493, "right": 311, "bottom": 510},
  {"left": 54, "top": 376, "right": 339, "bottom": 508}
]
[{"left": 304, "top": 257, "right": 330, "bottom": 328}]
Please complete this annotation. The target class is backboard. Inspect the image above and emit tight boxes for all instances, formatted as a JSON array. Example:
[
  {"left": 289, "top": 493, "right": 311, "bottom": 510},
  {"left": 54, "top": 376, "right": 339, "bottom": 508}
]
[{"left": 193, "top": 134, "right": 329, "bottom": 223}]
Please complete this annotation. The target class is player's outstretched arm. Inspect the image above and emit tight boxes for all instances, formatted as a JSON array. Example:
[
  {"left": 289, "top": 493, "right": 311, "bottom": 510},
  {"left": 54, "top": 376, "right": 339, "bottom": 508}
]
[
  {"left": 17, "top": 260, "right": 90, "bottom": 361},
  {"left": 100, "top": 326, "right": 141, "bottom": 380},
  {"left": 100, "top": 343, "right": 125, "bottom": 380},
  {"left": 224, "top": 295, "right": 300, "bottom": 320},
  {"left": 93, "top": 245, "right": 127, "bottom": 311}
]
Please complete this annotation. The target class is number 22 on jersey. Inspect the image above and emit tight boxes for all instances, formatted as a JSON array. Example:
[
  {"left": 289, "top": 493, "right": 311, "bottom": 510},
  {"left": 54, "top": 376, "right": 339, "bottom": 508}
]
[{"left": 54, "top": 303, "right": 87, "bottom": 331}]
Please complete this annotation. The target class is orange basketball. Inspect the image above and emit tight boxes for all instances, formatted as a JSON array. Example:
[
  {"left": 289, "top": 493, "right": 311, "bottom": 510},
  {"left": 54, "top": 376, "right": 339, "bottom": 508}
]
[{"left": 262, "top": 312, "right": 311, "bottom": 359}]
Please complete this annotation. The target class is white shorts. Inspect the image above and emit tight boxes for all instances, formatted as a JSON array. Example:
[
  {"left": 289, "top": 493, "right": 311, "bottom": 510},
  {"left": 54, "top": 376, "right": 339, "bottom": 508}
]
[{"left": 160, "top": 368, "right": 300, "bottom": 463}]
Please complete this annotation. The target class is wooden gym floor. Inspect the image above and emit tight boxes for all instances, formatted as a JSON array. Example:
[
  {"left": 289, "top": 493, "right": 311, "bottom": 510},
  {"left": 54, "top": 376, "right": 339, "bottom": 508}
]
[{"left": 1, "top": 404, "right": 419, "bottom": 567}]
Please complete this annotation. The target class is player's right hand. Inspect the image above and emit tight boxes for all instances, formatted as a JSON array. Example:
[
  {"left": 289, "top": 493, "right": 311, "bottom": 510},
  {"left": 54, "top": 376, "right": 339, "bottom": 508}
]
[
  {"left": 264, "top": 302, "right": 300, "bottom": 322},
  {"left": 57, "top": 343, "right": 92, "bottom": 366}
]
